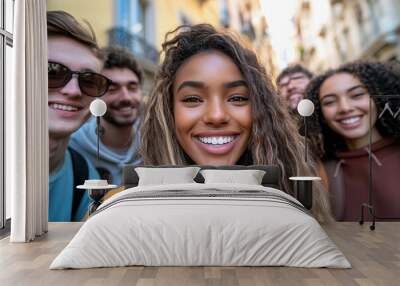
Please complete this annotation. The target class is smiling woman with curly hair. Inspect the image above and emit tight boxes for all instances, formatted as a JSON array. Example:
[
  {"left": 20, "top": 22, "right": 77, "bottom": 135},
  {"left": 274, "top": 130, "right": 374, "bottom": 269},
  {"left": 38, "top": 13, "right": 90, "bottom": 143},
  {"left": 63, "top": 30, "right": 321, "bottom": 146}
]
[
  {"left": 140, "top": 24, "right": 332, "bottom": 222},
  {"left": 306, "top": 61, "right": 400, "bottom": 221}
]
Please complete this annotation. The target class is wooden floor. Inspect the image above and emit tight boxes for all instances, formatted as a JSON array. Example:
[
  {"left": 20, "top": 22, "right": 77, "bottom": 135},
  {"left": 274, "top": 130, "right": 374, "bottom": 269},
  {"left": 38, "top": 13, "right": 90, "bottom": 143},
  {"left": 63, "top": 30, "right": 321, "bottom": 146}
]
[{"left": 0, "top": 222, "right": 399, "bottom": 286}]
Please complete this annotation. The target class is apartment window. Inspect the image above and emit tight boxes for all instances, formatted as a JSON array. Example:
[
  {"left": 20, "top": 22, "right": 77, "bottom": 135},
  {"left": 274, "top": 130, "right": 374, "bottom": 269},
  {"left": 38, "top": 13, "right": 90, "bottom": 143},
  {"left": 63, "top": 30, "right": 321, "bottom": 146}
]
[
  {"left": 110, "top": 0, "right": 157, "bottom": 63},
  {"left": 366, "top": 0, "right": 380, "bottom": 36},
  {"left": 331, "top": 1, "right": 345, "bottom": 21},
  {"left": 116, "top": 0, "right": 148, "bottom": 56},
  {"left": 1, "top": 0, "right": 14, "bottom": 232},
  {"left": 239, "top": 14, "right": 255, "bottom": 40},
  {"left": 219, "top": 0, "right": 230, "bottom": 28},
  {"left": 117, "top": 0, "right": 147, "bottom": 37}
]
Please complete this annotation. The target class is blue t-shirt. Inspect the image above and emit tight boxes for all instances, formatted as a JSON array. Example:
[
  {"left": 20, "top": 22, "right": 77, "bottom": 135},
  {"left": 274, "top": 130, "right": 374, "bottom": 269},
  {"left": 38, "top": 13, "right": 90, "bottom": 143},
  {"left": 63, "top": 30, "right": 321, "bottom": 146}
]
[{"left": 49, "top": 149, "right": 100, "bottom": 222}]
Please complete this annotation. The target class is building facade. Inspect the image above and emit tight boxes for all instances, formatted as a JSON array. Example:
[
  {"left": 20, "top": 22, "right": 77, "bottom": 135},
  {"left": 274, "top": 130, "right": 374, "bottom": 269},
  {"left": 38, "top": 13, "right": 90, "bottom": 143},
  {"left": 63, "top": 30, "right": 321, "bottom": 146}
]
[
  {"left": 294, "top": 0, "right": 400, "bottom": 72},
  {"left": 47, "top": 0, "right": 159, "bottom": 95},
  {"left": 218, "top": 0, "right": 278, "bottom": 78},
  {"left": 47, "top": 0, "right": 278, "bottom": 88}
]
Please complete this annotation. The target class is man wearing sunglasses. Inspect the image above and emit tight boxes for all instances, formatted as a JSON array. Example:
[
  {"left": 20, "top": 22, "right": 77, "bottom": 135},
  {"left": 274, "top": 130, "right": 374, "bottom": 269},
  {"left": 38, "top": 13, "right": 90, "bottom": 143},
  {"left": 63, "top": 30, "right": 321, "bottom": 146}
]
[
  {"left": 276, "top": 64, "right": 313, "bottom": 112},
  {"left": 70, "top": 46, "right": 143, "bottom": 186},
  {"left": 47, "top": 11, "right": 110, "bottom": 221}
]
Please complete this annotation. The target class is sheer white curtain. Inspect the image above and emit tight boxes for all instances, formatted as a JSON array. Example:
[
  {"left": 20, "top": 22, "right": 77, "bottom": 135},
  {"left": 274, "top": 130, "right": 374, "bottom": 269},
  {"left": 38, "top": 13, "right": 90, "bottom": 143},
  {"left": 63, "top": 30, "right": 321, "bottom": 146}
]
[{"left": 7, "top": 0, "right": 48, "bottom": 242}]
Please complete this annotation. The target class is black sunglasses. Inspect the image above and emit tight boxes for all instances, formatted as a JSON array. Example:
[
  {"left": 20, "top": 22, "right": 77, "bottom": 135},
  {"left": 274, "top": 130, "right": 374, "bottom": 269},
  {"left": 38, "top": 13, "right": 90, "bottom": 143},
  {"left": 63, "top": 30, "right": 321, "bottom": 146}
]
[{"left": 48, "top": 61, "right": 111, "bottom": 97}]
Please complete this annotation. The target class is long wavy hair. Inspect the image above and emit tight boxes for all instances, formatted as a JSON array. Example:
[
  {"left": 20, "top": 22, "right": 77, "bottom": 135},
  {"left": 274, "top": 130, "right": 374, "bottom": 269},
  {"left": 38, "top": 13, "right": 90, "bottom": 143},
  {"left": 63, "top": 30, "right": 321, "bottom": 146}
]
[
  {"left": 140, "top": 24, "right": 332, "bottom": 222},
  {"left": 306, "top": 61, "right": 400, "bottom": 159}
]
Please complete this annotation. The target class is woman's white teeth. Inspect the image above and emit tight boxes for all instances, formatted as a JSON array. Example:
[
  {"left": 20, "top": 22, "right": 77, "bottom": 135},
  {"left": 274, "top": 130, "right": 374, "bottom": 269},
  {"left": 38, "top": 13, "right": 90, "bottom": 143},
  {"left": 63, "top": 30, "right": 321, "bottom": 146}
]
[
  {"left": 51, "top": 104, "right": 78, "bottom": 111},
  {"left": 198, "top": 136, "right": 235, "bottom": 145},
  {"left": 340, "top": 116, "right": 361, "bottom": 125}
]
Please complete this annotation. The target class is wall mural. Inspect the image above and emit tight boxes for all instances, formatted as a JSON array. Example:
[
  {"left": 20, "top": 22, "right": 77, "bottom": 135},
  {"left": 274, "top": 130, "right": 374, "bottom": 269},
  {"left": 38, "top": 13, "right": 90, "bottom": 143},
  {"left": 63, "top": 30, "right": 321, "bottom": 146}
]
[{"left": 46, "top": 1, "right": 400, "bottom": 230}]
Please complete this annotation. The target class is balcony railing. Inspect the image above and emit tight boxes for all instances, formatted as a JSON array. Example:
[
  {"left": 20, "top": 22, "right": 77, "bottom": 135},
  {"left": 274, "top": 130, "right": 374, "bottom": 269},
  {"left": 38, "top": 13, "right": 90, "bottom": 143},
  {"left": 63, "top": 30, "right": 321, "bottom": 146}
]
[{"left": 108, "top": 27, "right": 159, "bottom": 64}]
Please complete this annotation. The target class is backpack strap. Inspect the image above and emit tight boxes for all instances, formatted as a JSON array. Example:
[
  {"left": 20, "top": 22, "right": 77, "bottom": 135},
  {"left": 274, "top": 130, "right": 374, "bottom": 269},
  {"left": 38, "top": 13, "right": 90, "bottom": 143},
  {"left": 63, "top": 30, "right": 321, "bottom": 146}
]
[{"left": 68, "top": 147, "right": 89, "bottom": 221}]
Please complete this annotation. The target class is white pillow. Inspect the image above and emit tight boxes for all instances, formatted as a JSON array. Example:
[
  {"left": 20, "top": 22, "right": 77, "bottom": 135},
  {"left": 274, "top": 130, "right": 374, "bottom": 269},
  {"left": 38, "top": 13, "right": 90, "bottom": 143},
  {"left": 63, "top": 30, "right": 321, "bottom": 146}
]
[
  {"left": 200, "top": 169, "right": 266, "bottom": 185},
  {"left": 135, "top": 167, "right": 201, "bottom": 186}
]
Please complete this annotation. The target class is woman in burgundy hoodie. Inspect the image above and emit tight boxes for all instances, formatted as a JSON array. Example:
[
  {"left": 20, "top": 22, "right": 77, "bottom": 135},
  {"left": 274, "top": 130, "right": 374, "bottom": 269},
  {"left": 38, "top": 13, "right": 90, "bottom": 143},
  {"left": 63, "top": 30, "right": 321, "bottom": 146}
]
[{"left": 306, "top": 61, "right": 400, "bottom": 221}]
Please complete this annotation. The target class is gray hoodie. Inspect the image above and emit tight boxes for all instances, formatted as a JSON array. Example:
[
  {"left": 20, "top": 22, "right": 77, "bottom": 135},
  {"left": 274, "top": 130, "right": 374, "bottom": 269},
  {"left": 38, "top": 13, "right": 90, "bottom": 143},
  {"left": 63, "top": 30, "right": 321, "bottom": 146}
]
[{"left": 69, "top": 117, "right": 142, "bottom": 185}]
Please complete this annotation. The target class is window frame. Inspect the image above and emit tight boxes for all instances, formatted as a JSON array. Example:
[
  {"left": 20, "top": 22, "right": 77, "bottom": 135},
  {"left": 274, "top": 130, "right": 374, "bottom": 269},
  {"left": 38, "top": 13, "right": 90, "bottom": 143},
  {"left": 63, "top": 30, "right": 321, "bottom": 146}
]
[{"left": 0, "top": 0, "right": 14, "bottom": 232}]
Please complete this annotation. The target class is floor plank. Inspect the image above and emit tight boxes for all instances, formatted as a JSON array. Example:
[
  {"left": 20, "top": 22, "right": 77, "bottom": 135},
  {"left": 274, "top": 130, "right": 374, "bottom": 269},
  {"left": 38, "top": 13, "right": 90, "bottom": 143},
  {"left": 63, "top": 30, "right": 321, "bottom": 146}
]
[{"left": 0, "top": 222, "right": 399, "bottom": 286}]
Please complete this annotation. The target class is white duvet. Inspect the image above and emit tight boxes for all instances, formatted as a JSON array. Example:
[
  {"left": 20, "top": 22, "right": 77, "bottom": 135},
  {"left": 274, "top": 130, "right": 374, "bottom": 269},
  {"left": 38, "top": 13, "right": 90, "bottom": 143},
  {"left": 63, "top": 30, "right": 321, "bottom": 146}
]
[{"left": 50, "top": 183, "right": 350, "bottom": 269}]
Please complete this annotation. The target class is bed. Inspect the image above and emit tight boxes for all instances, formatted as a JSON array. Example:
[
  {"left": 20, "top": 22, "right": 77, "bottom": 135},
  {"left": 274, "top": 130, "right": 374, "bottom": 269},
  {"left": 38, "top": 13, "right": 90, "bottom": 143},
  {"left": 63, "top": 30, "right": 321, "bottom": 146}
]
[{"left": 50, "top": 165, "right": 350, "bottom": 269}]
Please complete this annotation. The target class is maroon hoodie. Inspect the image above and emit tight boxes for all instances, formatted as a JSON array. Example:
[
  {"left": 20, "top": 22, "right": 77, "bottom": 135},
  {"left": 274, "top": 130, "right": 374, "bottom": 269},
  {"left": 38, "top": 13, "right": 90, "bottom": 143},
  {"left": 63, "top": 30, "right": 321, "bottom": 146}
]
[{"left": 324, "top": 138, "right": 400, "bottom": 221}]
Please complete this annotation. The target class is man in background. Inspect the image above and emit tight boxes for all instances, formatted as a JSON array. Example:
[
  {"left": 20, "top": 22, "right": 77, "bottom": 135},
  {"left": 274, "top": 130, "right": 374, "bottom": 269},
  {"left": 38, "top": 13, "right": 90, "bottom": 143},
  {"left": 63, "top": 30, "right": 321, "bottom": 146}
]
[
  {"left": 277, "top": 64, "right": 328, "bottom": 190},
  {"left": 70, "top": 46, "right": 143, "bottom": 186},
  {"left": 276, "top": 64, "right": 313, "bottom": 111},
  {"left": 48, "top": 11, "right": 109, "bottom": 221}
]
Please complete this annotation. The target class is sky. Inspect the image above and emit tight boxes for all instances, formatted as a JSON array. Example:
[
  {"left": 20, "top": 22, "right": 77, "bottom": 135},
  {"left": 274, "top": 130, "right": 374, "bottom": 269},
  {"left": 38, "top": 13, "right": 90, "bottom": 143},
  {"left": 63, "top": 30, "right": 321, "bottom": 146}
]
[{"left": 261, "top": 0, "right": 299, "bottom": 69}]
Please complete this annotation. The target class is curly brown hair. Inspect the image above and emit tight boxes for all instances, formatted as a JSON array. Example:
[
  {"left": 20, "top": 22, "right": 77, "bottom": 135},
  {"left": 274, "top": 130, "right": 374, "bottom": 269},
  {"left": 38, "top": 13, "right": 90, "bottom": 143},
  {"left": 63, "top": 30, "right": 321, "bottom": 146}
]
[
  {"left": 140, "top": 24, "right": 332, "bottom": 222},
  {"left": 101, "top": 46, "right": 143, "bottom": 84},
  {"left": 306, "top": 60, "right": 400, "bottom": 159}
]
